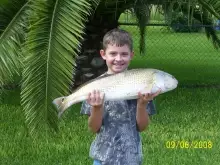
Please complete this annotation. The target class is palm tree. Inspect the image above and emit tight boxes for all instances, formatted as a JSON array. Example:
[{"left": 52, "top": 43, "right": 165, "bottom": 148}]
[{"left": 0, "top": 0, "right": 220, "bottom": 135}]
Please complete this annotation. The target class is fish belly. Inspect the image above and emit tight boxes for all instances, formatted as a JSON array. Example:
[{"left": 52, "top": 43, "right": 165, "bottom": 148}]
[{"left": 103, "top": 83, "right": 148, "bottom": 101}]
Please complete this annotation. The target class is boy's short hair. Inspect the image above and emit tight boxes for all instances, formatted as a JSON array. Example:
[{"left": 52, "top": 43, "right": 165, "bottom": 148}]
[{"left": 102, "top": 28, "right": 133, "bottom": 51}]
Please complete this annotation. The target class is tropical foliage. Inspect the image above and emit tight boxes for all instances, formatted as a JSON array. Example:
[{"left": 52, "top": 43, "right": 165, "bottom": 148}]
[{"left": 0, "top": 0, "right": 220, "bottom": 135}]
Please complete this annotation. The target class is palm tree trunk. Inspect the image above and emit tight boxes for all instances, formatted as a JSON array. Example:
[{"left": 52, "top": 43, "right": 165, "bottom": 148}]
[{"left": 72, "top": 13, "right": 121, "bottom": 90}]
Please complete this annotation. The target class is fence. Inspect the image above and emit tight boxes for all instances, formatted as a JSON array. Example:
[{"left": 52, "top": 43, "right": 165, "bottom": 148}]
[{"left": 118, "top": 22, "right": 220, "bottom": 87}]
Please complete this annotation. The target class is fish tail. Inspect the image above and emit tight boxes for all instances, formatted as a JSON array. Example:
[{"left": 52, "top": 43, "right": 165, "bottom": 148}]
[{"left": 52, "top": 96, "right": 68, "bottom": 118}]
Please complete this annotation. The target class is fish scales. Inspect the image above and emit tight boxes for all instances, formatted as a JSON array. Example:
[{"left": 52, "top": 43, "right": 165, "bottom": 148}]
[{"left": 74, "top": 69, "right": 155, "bottom": 98}]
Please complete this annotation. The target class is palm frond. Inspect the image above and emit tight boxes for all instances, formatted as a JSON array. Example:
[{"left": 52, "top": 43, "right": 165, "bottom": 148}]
[
  {"left": 0, "top": 0, "right": 30, "bottom": 87},
  {"left": 133, "top": 0, "right": 150, "bottom": 55},
  {"left": 21, "top": 0, "right": 100, "bottom": 135},
  {"left": 198, "top": 0, "right": 220, "bottom": 19},
  {"left": 197, "top": 0, "right": 220, "bottom": 48},
  {"left": 180, "top": 3, "right": 220, "bottom": 49},
  {"left": 0, "top": 0, "right": 8, "bottom": 5},
  {"left": 89, "top": 0, "right": 100, "bottom": 7},
  {"left": 162, "top": 0, "right": 220, "bottom": 49},
  {"left": 195, "top": 8, "right": 220, "bottom": 48}
]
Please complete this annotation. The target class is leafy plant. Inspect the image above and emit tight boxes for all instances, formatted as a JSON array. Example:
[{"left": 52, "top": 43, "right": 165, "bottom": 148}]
[
  {"left": 170, "top": 12, "right": 203, "bottom": 32},
  {"left": 0, "top": 0, "right": 100, "bottom": 136}
]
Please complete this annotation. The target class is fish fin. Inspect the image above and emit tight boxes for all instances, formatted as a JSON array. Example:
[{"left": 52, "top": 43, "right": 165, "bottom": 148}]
[{"left": 52, "top": 96, "right": 67, "bottom": 118}]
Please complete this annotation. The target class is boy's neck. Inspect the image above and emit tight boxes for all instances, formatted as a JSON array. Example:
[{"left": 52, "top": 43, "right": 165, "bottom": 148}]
[{"left": 106, "top": 68, "right": 128, "bottom": 75}]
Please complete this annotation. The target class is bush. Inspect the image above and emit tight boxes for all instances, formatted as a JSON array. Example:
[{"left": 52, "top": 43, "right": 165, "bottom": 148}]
[{"left": 170, "top": 12, "right": 202, "bottom": 33}]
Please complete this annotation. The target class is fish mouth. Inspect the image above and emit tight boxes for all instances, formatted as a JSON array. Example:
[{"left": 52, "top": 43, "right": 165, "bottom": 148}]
[{"left": 173, "top": 79, "right": 178, "bottom": 88}]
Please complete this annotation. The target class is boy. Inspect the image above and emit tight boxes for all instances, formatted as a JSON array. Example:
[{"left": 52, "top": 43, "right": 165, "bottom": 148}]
[{"left": 80, "top": 28, "right": 160, "bottom": 165}]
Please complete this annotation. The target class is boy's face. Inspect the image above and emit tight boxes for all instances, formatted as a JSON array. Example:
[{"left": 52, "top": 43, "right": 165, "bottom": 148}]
[{"left": 100, "top": 44, "right": 134, "bottom": 74}]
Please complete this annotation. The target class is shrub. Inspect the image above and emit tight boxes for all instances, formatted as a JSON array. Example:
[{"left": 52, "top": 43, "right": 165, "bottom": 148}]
[{"left": 170, "top": 12, "right": 202, "bottom": 33}]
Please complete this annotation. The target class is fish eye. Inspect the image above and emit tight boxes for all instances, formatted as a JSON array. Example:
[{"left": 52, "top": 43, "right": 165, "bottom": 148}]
[{"left": 61, "top": 98, "right": 65, "bottom": 102}]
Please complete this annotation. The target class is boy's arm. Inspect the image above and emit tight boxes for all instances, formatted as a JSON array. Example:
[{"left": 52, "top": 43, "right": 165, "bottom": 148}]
[
  {"left": 136, "top": 101, "right": 150, "bottom": 132},
  {"left": 88, "top": 106, "right": 103, "bottom": 133},
  {"left": 136, "top": 90, "right": 160, "bottom": 132},
  {"left": 81, "top": 90, "right": 105, "bottom": 133},
  {"left": 81, "top": 102, "right": 102, "bottom": 133}
]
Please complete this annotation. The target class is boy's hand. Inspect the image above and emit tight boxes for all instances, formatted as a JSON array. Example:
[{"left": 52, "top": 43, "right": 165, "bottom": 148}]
[
  {"left": 87, "top": 90, "right": 105, "bottom": 108},
  {"left": 137, "top": 89, "right": 161, "bottom": 106}
]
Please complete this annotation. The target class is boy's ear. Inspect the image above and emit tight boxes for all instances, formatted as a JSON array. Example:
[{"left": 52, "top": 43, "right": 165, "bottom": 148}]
[{"left": 100, "top": 49, "right": 106, "bottom": 60}]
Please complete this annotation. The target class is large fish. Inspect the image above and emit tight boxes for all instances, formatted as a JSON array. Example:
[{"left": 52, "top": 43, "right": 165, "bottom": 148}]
[{"left": 53, "top": 68, "right": 178, "bottom": 117}]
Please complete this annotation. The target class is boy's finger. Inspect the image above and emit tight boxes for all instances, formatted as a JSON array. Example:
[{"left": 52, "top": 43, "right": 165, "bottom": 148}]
[
  {"left": 96, "top": 91, "right": 101, "bottom": 103},
  {"left": 90, "top": 91, "right": 95, "bottom": 102},
  {"left": 86, "top": 92, "right": 91, "bottom": 103},
  {"left": 96, "top": 90, "right": 99, "bottom": 97},
  {"left": 100, "top": 92, "right": 105, "bottom": 100},
  {"left": 98, "top": 93, "right": 104, "bottom": 106},
  {"left": 87, "top": 92, "right": 91, "bottom": 100},
  {"left": 152, "top": 90, "right": 161, "bottom": 97},
  {"left": 143, "top": 93, "right": 149, "bottom": 98},
  {"left": 93, "top": 89, "right": 97, "bottom": 96},
  {"left": 138, "top": 92, "right": 143, "bottom": 98}
]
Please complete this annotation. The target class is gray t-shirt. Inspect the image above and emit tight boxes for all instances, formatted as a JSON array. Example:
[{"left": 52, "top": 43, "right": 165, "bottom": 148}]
[{"left": 81, "top": 97, "right": 156, "bottom": 165}]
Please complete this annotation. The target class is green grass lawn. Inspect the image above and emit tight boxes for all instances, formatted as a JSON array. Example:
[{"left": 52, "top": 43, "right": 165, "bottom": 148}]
[{"left": 1, "top": 87, "right": 220, "bottom": 165}]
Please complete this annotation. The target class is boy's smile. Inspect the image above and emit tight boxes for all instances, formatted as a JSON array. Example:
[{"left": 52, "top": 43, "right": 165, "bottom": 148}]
[{"left": 100, "top": 44, "right": 134, "bottom": 74}]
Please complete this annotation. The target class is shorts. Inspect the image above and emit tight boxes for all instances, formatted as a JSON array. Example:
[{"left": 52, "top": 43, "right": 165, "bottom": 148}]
[{"left": 93, "top": 160, "right": 101, "bottom": 165}]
